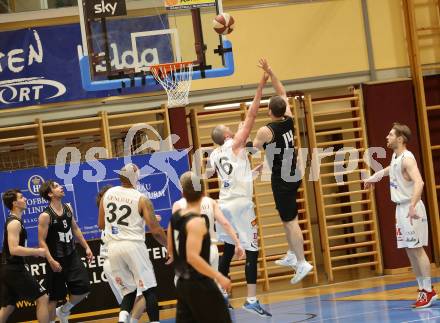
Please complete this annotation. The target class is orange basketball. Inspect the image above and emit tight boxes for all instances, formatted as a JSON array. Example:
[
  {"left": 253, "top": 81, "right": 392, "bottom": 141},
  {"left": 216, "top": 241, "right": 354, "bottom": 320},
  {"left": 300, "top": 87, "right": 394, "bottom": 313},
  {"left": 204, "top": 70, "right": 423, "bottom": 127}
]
[
  {"left": 212, "top": 13, "right": 235, "bottom": 35},
  {"left": 165, "top": 0, "right": 179, "bottom": 6}
]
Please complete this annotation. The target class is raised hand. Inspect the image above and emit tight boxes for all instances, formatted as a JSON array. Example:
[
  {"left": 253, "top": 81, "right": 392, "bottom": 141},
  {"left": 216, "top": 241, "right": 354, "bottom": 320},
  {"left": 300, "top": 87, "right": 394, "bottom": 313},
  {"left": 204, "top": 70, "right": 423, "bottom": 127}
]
[{"left": 258, "top": 57, "right": 271, "bottom": 74}]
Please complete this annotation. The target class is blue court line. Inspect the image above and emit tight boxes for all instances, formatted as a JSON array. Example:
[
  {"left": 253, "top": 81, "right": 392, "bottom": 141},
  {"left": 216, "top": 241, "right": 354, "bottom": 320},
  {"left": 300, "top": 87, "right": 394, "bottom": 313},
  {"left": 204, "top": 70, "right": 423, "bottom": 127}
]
[{"left": 161, "top": 277, "right": 440, "bottom": 322}]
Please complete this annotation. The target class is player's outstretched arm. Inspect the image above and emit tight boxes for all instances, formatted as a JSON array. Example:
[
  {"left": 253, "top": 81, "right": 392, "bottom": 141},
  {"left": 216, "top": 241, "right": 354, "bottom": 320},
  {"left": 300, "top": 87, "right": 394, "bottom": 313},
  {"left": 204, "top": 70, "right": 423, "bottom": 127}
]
[
  {"left": 140, "top": 196, "right": 167, "bottom": 247},
  {"left": 363, "top": 166, "right": 390, "bottom": 189},
  {"left": 233, "top": 72, "right": 268, "bottom": 152},
  {"left": 186, "top": 217, "right": 231, "bottom": 292},
  {"left": 258, "top": 57, "right": 292, "bottom": 118}
]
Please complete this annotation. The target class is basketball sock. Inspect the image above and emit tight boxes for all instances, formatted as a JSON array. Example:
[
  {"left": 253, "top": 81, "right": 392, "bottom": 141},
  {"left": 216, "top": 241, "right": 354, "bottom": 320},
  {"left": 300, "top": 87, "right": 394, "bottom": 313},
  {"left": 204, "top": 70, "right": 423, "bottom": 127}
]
[
  {"left": 246, "top": 297, "right": 257, "bottom": 304},
  {"left": 118, "top": 310, "right": 130, "bottom": 323},
  {"left": 61, "top": 301, "right": 74, "bottom": 312},
  {"left": 422, "top": 277, "right": 432, "bottom": 292},
  {"left": 416, "top": 277, "right": 423, "bottom": 290},
  {"left": 142, "top": 287, "right": 159, "bottom": 322}
]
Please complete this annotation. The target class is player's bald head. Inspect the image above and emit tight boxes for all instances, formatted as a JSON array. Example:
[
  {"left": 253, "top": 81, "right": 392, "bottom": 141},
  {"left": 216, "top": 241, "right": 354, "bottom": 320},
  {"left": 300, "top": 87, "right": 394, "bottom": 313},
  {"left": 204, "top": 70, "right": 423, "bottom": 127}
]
[{"left": 211, "top": 125, "right": 228, "bottom": 145}]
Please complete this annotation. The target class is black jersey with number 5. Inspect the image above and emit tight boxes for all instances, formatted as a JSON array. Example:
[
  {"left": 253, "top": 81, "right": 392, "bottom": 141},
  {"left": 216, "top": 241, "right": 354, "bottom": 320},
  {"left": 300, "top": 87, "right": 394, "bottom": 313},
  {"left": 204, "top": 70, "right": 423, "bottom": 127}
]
[
  {"left": 263, "top": 116, "right": 297, "bottom": 180},
  {"left": 44, "top": 204, "right": 76, "bottom": 258}
]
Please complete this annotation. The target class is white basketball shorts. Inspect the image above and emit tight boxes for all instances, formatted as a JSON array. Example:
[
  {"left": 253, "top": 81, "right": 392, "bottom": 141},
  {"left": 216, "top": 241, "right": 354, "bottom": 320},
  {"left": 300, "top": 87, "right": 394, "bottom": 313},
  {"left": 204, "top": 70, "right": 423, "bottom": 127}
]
[
  {"left": 102, "top": 258, "right": 143, "bottom": 304},
  {"left": 108, "top": 240, "right": 157, "bottom": 296},
  {"left": 217, "top": 198, "right": 258, "bottom": 251},
  {"left": 395, "top": 200, "right": 428, "bottom": 249}
]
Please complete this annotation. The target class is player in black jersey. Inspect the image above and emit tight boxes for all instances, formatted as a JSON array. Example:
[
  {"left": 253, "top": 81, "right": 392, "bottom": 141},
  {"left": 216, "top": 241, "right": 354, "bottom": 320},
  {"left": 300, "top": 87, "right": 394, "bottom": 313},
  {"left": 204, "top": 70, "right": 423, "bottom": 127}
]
[
  {"left": 0, "top": 189, "right": 49, "bottom": 323},
  {"left": 169, "top": 172, "right": 232, "bottom": 323},
  {"left": 253, "top": 58, "right": 313, "bottom": 284},
  {"left": 38, "top": 180, "right": 93, "bottom": 323}
]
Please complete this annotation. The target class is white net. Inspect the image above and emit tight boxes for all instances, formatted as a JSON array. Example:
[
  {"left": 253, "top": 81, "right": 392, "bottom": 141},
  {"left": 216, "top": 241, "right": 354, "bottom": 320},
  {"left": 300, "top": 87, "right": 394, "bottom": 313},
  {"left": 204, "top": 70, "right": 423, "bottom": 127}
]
[{"left": 151, "top": 62, "right": 193, "bottom": 108}]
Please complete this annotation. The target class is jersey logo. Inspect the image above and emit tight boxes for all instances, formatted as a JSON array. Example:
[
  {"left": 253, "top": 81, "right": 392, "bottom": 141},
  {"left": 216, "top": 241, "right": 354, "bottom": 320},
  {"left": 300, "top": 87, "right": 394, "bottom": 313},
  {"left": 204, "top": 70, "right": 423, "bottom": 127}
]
[
  {"left": 62, "top": 219, "right": 68, "bottom": 229},
  {"left": 58, "top": 229, "right": 73, "bottom": 243}
]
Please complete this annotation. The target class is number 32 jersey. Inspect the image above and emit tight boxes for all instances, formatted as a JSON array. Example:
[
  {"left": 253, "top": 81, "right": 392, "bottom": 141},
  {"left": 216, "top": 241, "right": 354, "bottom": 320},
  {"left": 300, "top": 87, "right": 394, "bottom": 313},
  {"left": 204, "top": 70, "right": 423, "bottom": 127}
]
[
  {"left": 102, "top": 186, "right": 145, "bottom": 242},
  {"left": 210, "top": 138, "right": 253, "bottom": 201}
]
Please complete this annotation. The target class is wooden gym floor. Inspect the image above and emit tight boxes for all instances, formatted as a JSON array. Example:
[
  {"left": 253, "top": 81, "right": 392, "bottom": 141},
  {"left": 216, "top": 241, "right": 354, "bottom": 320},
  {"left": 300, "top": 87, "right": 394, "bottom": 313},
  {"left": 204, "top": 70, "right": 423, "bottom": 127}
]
[{"left": 78, "top": 267, "right": 440, "bottom": 323}]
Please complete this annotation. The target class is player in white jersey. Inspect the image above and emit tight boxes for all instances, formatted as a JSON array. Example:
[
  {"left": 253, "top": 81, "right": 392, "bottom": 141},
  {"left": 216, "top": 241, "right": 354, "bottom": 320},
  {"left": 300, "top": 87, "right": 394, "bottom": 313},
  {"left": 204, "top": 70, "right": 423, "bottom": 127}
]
[
  {"left": 98, "top": 163, "right": 167, "bottom": 323},
  {"left": 172, "top": 195, "right": 244, "bottom": 271},
  {"left": 210, "top": 71, "right": 272, "bottom": 317},
  {"left": 95, "top": 186, "right": 145, "bottom": 322},
  {"left": 364, "top": 123, "right": 436, "bottom": 309}
]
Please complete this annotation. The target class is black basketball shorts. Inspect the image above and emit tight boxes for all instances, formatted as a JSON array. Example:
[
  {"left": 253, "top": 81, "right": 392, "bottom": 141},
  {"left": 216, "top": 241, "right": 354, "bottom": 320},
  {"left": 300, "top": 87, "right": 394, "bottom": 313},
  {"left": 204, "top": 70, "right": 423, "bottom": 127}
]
[
  {"left": 45, "top": 251, "right": 90, "bottom": 301},
  {"left": 175, "top": 277, "right": 231, "bottom": 323},
  {"left": 271, "top": 177, "right": 301, "bottom": 222},
  {"left": 0, "top": 264, "right": 46, "bottom": 307}
]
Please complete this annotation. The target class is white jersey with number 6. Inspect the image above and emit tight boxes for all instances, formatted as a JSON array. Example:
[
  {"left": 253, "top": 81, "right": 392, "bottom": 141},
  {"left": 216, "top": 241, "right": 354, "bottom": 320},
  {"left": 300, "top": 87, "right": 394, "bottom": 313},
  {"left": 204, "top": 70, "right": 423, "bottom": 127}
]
[
  {"left": 210, "top": 138, "right": 253, "bottom": 201},
  {"left": 102, "top": 186, "right": 145, "bottom": 241}
]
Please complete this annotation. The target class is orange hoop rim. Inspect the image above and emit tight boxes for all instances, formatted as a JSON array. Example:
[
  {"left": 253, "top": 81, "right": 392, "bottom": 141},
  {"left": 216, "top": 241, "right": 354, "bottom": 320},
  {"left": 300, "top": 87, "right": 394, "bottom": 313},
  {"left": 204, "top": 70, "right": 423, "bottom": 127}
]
[{"left": 150, "top": 61, "right": 194, "bottom": 77}]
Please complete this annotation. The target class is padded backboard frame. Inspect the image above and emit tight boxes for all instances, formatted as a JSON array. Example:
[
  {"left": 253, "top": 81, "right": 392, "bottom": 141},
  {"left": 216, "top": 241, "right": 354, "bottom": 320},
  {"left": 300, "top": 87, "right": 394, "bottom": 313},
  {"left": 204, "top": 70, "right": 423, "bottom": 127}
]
[{"left": 76, "top": 0, "right": 234, "bottom": 92}]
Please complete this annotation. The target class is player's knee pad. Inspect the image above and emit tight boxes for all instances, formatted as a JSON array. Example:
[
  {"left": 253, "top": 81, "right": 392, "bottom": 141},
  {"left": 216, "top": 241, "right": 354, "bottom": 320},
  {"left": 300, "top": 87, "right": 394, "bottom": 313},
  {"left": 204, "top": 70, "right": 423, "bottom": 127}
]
[
  {"left": 245, "top": 250, "right": 258, "bottom": 284},
  {"left": 120, "top": 290, "right": 137, "bottom": 313},
  {"left": 142, "top": 287, "right": 159, "bottom": 322}
]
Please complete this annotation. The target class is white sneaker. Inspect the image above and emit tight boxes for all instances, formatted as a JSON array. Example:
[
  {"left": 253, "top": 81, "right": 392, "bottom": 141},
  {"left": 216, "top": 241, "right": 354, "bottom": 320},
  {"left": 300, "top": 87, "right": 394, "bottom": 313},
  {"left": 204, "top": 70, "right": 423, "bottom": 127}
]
[
  {"left": 275, "top": 251, "right": 297, "bottom": 267},
  {"left": 290, "top": 261, "right": 313, "bottom": 284},
  {"left": 56, "top": 306, "right": 70, "bottom": 323}
]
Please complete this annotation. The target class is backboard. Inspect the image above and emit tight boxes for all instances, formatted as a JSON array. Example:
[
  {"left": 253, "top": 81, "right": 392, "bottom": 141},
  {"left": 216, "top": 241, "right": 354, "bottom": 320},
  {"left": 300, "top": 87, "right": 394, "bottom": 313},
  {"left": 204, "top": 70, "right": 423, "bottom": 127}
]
[{"left": 77, "top": 0, "right": 234, "bottom": 92}]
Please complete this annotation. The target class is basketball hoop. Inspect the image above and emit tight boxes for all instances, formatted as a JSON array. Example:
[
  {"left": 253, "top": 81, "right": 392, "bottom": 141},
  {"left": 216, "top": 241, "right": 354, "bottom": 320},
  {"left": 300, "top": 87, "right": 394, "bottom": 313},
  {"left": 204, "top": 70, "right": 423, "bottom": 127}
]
[{"left": 150, "top": 61, "right": 194, "bottom": 108}]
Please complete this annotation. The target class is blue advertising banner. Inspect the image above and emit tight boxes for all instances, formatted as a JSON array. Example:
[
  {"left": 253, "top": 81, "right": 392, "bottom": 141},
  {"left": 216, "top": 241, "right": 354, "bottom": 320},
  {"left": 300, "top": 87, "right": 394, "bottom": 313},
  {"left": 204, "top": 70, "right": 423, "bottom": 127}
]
[
  {"left": 0, "top": 16, "right": 171, "bottom": 109},
  {"left": 0, "top": 151, "right": 189, "bottom": 248}
]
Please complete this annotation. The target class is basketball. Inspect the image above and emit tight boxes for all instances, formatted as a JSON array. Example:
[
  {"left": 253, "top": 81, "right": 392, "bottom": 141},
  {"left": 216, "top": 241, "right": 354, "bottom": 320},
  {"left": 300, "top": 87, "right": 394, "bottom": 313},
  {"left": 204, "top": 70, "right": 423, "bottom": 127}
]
[{"left": 212, "top": 13, "right": 235, "bottom": 35}]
